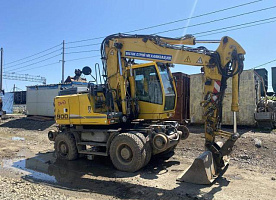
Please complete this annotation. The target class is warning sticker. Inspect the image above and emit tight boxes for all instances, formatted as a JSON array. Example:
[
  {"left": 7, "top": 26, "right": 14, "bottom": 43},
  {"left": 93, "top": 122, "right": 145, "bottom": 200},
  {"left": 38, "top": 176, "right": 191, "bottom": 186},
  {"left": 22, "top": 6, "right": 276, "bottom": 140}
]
[
  {"left": 196, "top": 57, "right": 203, "bottom": 64},
  {"left": 184, "top": 56, "right": 191, "bottom": 63}
]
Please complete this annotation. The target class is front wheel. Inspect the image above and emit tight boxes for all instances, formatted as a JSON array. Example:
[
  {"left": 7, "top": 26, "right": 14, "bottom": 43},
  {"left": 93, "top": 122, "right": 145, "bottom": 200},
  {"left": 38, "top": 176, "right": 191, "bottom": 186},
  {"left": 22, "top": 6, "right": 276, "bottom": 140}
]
[
  {"left": 110, "top": 133, "right": 146, "bottom": 172},
  {"left": 54, "top": 132, "right": 78, "bottom": 160}
]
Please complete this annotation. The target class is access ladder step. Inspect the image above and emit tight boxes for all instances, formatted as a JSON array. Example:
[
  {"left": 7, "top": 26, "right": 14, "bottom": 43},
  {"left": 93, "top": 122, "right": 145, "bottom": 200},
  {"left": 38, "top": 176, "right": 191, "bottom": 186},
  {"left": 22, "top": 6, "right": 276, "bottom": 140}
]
[
  {"left": 78, "top": 150, "right": 108, "bottom": 156},
  {"left": 77, "top": 142, "right": 107, "bottom": 147}
]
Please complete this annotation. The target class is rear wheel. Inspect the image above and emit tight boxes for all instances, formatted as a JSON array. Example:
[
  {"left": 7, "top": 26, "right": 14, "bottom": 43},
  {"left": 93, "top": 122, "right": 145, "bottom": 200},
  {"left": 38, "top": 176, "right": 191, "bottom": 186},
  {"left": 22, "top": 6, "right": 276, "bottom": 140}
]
[
  {"left": 110, "top": 133, "right": 146, "bottom": 172},
  {"left": 131, "top": 132, "right": 152, "bottom": 167},
  {"left": 143, "top": 141, "right": 152, "bottom": 167},
  {"left": 54, "top": 132, "right": 78, "bottom": 160}
]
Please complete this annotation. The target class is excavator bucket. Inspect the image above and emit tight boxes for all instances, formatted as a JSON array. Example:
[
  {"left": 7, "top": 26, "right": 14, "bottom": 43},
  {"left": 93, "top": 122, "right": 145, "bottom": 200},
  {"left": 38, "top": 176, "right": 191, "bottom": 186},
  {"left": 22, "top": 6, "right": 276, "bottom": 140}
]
[{"left": 177, "top": 150, "right": 229, "bottom": 185}]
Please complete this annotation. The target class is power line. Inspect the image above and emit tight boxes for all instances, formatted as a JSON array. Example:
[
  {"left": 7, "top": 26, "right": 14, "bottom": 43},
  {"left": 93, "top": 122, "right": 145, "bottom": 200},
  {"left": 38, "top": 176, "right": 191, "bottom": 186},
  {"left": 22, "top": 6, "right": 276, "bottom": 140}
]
[
  {"left": 65, "top": 50, "right": 99, "bottom": 55},
  {"left": 193, "top": 16, "right": 276, "bottom": 36},
  {"left": 252, "top": 59, "right": 276, "bottom": 69},
  {"left": 126, "top": 0, "right": 263, "bottom": 34},
  {"left": 14, "top": 55, "right": 100, "bottom": 72},
  {"left": 66, "top": 0, "right": 262, "bottom": 44},
  {"left": 196, "top": 19, "right": 276, "bottom": 38},
  {"left": 66, "top": 55, "right": 101, "bottom": 62},
  {"left": 153, "top": 5, "right": 276, "bottom": 35},
  {"left": 4, "top": 48, "right": 62, "bottom": 70},
  {"left": 4, "top": 43, "right": 62, "bottom": 65},
  {"left": 4, "top": 54, "right": 61, "bottom": 73},
  {"left": 7, "top": 17, "right": 275, "bottom": 73},
  {"left": 65, "top": 43, "right": 102, "bottom": 49},
  {"left": 66, "top": 36, "right": 105, "bottom": 44},
  {"left": 16, "top": 62, "right": 60, "bottom": 73}
]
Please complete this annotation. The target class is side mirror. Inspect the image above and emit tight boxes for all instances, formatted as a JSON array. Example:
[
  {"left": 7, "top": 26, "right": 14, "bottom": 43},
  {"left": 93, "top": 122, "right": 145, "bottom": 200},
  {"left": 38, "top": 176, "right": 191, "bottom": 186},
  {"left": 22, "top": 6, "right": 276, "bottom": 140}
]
[{"left": 82, "top": 66, "right": 92, "bottom": 75}]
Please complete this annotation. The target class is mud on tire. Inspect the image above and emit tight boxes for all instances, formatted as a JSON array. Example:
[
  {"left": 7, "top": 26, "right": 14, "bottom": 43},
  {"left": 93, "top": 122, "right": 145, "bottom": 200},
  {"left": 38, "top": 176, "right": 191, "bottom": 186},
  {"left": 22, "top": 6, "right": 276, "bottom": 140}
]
[
  {"left": 132, "top": 132, "right": 152, "bottom": 167},
  {"left": 54, "top": 132, "right": 78, "bottom": 161},
  {"left": 110, "top": 133, "right": 146, "bottom": 172}
]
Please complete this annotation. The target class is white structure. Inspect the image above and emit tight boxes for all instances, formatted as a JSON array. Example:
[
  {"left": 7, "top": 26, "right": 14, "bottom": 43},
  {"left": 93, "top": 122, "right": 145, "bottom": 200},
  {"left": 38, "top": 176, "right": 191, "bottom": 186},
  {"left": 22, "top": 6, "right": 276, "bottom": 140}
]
[
  {"left": 26, "top": 82, "right": 87, "bottom": 117},
  {"left": 190, "top": 70, "right": 262, "bottom": 126}
]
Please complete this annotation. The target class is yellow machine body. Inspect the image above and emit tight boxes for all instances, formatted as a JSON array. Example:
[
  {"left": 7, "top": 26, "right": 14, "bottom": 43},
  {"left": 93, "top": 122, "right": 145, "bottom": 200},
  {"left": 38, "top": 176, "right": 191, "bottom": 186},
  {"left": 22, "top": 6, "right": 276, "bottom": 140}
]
[
  {"left": 55, "top": 62, "right": 177, "bottom": 125},
  {"left": 55, "top": 94, "right": 110, "bottom": 125}
]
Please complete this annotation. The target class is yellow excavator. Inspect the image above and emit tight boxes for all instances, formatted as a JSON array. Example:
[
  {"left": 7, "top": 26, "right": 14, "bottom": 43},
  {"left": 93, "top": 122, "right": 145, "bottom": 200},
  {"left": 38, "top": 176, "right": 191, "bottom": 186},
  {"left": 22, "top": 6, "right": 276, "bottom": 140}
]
[{"left": 48, "top": 33, "right": 245, "bottom": 184}]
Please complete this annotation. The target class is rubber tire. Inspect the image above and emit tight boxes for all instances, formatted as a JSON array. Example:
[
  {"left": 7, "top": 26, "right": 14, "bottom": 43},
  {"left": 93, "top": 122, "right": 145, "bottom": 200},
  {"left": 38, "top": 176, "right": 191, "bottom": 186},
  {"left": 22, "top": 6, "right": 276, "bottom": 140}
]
[
  {"left": 143, "top": 141, "right": 152, "bottom": 167},
  {"left": 110, "top": 133, "right": 146, "bottom": 172},
  {"left": 54, "top": 132, "right": 78, "bottom": 161},
  {"left": 179, "top": 125, "right": 190, "bottom": 140},
  {"left": 131, "top": 132, "right": 152, "bottom": 167}
]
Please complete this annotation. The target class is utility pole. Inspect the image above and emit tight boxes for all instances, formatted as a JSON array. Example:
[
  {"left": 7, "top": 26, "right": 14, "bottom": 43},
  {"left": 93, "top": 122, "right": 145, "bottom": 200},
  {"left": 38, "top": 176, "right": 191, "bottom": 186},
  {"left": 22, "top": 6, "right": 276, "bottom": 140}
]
[
  {"left": 13, "top": 84, "right": 15, "bottom": 92},
  {"left": 61, "top": 40, "right": 65, "bottom": 83},
  {"left": 0, "top": 48, "right": 3, "bottom": 91}
]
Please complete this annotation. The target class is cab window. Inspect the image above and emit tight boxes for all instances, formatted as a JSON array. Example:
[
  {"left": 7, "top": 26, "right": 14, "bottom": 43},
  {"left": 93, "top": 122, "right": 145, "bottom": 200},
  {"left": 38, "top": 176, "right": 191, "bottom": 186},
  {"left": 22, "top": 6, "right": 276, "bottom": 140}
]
[{"left": 134, "top": 65, "right": 162, "bottom": 104}]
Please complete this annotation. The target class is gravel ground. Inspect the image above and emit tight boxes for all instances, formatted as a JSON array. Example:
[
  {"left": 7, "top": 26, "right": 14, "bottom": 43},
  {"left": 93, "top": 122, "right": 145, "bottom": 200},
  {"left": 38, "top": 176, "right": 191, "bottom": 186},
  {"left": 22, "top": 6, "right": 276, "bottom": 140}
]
[
  {"left": 0, "top": 176, "right": 74, "bottom": 200},
  {"left": 0, "top": 115, "right": 276, "bottom": 200}
]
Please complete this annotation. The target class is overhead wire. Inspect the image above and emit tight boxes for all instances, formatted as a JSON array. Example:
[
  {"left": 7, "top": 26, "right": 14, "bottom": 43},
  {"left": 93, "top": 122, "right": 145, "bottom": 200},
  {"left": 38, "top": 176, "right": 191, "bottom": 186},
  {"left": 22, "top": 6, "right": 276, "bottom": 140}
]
[
  {"left": 4, "top": 0, "right": 272, "bottom": 74},
  {"left": 17, "top": 17, "right": 275, "bottom": 74},
  {"left": 65, "top": 50, "right": 99, "bottom": 55},
  {"left": 153, "top": 5, "right": 276, "bottom": 35},
  {"left": 125, "top": 0, "right": 263, "bottom": 34},
  {"left": 16, "top": 62, "right": 60, "bottom": 73},
  {"left": 196, "top": 19, "right": 276, "bottom": 38},
  {"left": 12, "top": 55, "right": 101, "bottom": 72},
  {"left": 4, "top": 43, "right": 62, "bottom": 65},
  {"left": 66, "top": 55, "right": 101, "bottom": 62},
  {"left": 65, "top": 43, "right": 102, "bottom": 49},
  {"left": 252, "top": 59, "right": 276, "bottom": 69},
  {"left": 65, "top": 0, "right": 262, "bottom": 44},
  {"left": 4, "top": 53, "right": 61, "bottom": 73},
  {"left": 4, "top": 48, "right": 62, "bottom": 70},
  {"left": 193, "top": 16, "right": 276, "bottom": 36}
]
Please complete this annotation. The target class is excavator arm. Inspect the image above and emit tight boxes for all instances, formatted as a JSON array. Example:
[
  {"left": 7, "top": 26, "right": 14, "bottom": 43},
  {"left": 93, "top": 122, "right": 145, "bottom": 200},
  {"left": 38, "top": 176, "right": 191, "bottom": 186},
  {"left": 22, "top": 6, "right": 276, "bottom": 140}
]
[{"left": 101, "top": 34, "right": 245, "bottom": 184}]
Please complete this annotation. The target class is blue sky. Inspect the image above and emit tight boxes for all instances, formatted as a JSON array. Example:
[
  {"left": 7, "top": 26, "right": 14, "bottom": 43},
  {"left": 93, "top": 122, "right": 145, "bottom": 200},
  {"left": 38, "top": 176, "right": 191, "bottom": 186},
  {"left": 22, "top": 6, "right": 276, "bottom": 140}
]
[{"left": 0, "top": 0, "right": 275, "bottom": 92}]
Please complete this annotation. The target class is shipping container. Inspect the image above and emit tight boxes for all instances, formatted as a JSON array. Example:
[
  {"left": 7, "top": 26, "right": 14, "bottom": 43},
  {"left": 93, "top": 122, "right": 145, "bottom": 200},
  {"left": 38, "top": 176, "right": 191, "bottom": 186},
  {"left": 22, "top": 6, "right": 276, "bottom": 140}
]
[
  {"left": 26, "top": 82, "right": 87, "bottom": 117},
  {"left": 190, "top": 70, "right": 262, "bottom": 126},
  {"left": 169, "top": 72, "right": 190, "bottom": 123}
]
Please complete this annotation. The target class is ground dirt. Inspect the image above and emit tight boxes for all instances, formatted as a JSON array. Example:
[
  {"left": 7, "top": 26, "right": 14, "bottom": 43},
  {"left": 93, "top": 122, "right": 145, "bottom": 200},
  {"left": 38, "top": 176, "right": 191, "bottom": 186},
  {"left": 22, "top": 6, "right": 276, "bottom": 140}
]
[{"left": 0, "top": 115, "right": 275, "bottom": 200}]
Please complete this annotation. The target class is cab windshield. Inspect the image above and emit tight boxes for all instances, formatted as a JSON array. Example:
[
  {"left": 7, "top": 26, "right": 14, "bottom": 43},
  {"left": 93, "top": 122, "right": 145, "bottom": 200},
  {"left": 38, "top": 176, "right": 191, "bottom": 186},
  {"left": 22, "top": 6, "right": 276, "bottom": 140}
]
[
  {"left": 158, "top": 65, "right": 176, "bottom": 111},
  {"left": 134, "top": 65, "right": 162, "bottom": 104}
]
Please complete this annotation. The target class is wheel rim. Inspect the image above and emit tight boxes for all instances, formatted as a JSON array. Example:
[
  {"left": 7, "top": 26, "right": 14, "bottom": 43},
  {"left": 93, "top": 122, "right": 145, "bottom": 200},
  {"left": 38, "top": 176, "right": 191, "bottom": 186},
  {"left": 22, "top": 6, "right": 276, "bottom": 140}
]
[
  {"left": 116, "top": 144, "right": 133, "bottom": 164},
  {"left": 59, "top": 141, "right": 69, "bottom": 157}
]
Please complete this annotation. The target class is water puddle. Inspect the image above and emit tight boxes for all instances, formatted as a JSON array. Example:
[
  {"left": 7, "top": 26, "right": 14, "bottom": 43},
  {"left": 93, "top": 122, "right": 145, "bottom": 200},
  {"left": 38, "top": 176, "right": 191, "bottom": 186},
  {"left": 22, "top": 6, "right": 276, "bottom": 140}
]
[
  {"left": 0, "top": 152, "right": 120, "bottom": 186},
  {"left": 1, "top": 153, "right": 56, "bottom": 183},
  {"left": 11, "top": 136, "right": 25, "bottom": 141}
]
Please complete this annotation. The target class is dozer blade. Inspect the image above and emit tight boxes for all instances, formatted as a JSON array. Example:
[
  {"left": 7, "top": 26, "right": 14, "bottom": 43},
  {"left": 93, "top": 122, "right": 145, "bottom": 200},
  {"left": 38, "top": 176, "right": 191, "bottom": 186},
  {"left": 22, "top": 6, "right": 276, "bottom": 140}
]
[{"left": 177, "top": 151, "right": 228, "bottom": 185}]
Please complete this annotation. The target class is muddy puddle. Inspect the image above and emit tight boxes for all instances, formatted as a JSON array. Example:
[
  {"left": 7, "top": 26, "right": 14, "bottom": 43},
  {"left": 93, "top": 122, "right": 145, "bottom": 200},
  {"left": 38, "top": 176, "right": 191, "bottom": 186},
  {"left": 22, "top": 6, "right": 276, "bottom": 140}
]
[{"left": 0, "top": 152, "right": 137, "bottom": 188}]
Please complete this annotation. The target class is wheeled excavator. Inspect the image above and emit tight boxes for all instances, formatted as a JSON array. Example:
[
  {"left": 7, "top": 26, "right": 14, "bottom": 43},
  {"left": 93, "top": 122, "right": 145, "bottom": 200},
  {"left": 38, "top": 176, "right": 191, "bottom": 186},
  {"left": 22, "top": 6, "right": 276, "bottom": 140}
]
[{"left": 48, "top": 33, "right": 245, "bottom": 184}]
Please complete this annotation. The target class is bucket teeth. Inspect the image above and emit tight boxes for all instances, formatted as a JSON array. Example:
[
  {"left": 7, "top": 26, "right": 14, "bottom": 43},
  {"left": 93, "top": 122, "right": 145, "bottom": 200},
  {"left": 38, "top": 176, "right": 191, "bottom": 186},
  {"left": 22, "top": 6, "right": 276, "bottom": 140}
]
[{"left": 177, "top": 151, "right": 216, "bottom": 185}]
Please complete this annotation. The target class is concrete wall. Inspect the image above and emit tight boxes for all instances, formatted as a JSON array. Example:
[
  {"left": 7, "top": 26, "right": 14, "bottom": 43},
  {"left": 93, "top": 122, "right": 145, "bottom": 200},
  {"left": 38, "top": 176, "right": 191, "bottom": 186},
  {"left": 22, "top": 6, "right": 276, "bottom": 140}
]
[{"left": 190, "top": 70, "right": 261, "bottom": 126}]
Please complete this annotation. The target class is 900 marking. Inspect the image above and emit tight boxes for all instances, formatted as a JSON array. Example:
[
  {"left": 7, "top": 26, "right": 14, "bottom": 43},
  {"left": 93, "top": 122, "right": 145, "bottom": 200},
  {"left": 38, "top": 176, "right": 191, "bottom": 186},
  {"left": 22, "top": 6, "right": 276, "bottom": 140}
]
[{"left": 56, "top": 114, "right": 68, "bottom": 120}]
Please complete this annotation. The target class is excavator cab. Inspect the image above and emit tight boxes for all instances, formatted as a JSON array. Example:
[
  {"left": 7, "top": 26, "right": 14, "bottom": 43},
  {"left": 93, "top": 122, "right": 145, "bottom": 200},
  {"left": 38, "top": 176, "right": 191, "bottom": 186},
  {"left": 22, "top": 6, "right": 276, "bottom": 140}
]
[{"left": 130, "top": 62, "right": 176, "bottom": 120}]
